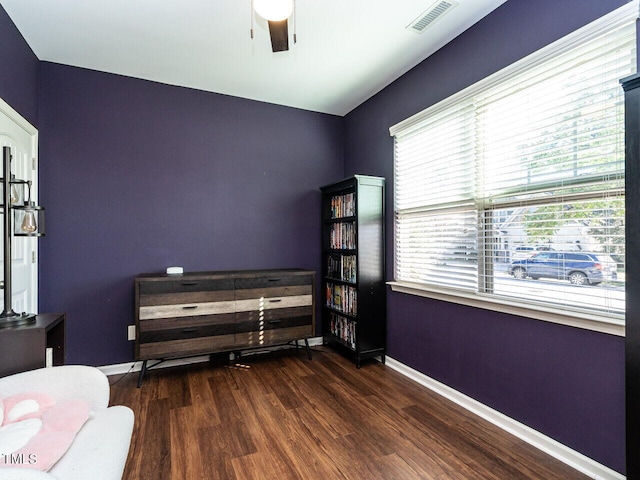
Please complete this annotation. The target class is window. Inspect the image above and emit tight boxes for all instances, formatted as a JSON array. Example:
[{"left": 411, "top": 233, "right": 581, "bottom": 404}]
[{"left": 389, "top": 3, "right": 636, "bottom": 331}]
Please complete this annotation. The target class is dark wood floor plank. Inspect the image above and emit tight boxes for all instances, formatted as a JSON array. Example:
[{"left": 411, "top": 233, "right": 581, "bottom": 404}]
[
  {"left": 109, "top": 347, "right": 590, "bottom": 480},
  {"left": 170, "top": 406, "right": 205, "bottom": 480},
  {"left": 209, "top": 419, "right": 258, "bottom": 458},
  {"left": 206, "top": 369, "right": 244, "bottom": 423},
  {"left": 134, "top": 398, "right": 172, "bottom": 480},
  {"left": 327, "top": 380, "right": 402, "bottom": 458},
  {"left": 186, "top": 365, "right": 222, "bottom": 427},
  {"left": 253, "top": 361, "right": 304, "bottom": 410},
  {"left": 197, "top": 425, "right": 238, "bottom": 480},
  {"left": 394, "top": 443, "right": 463, "bottom": 479},
  {"left": 400, "top": 403, "right": 519, "bottom": 480},
  {"left": 230, "top": 451, "right": 292, "bottom": 480},
  {"left": 297, "top": 374, "right": 361, "bottom": 438},
  {"left": 158, "top": 367, "right": 192, "bottom": 409},
  {"left": 231, "top": 393, "right": 304, "bottom": 479},
  {"left": 377, "top": 452, "right": 439, "bottom": 480}
]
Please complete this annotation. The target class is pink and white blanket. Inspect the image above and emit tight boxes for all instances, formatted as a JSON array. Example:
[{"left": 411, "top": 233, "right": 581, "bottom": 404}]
[{"left": 0, "top": 392, "right": 90, "bottom": 471}]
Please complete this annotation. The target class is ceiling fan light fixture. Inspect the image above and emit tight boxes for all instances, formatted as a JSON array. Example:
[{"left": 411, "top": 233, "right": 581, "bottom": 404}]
[{"left": 254, "top": 0, "right": 294, "bottom": 21}]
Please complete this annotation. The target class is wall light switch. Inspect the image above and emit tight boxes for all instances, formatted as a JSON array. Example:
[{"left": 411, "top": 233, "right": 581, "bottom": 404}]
[{"left": 127, "top": 325, "right": 136, "bottom": 341}]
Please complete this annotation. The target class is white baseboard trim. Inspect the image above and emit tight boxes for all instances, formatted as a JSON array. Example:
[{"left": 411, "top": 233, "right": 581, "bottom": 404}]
[
  {"left": 98, "top": 337, "right": 325, "bottom": 377},
  {"left": 385, "top": 357, "right": 624, "bottom": 480}
]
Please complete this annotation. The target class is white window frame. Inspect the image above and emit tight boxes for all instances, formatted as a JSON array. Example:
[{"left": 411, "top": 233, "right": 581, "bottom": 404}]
[{"left": 388, "top": 2, "right": 638, "bottom": 337}]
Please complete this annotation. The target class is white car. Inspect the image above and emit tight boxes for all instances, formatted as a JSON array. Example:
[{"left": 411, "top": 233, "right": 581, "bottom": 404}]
[{"left": 512, "top": 245, "right": 553, "bottom": 260}]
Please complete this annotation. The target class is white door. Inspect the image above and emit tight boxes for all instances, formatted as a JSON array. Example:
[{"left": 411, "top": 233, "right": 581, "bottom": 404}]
[{"left": 0, "top": 98, "right": 39, "bottom": 315}]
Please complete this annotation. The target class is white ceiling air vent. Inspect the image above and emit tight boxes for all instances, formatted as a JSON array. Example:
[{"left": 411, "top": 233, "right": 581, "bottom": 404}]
[{"left": 407, "top": 0, "right": 458, "bottom": 34}]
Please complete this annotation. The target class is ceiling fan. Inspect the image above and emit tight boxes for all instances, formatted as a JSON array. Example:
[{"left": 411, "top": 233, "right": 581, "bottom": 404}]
[{"left": 252, "top": 0, "right": 296, "bottom": 52}]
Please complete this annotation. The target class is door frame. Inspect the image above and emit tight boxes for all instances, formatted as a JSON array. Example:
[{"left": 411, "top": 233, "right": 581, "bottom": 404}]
[{"left": 0, "top": 97, "right": 39, "bottom": 314}]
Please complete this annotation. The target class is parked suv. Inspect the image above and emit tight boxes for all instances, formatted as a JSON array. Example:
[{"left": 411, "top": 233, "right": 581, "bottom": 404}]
[{"left": 508, "top": 251, "right": 617, "bottom": 286}]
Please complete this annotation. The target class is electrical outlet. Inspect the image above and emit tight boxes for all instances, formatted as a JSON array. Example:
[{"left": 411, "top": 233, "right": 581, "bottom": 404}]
[{"left": 127, "top": 325, "right": 136, "bottom": 341}]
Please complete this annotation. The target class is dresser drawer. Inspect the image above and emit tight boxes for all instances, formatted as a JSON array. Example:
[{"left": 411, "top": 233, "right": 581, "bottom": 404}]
[
  {"left": 235, "top": 294, "right": 312, "bottom": 313},
  {"left": 139, "top": 316, "right": 235, "bottom": 343},
  {"left": 138, "top": 312, "right": 235, "bottom": 359},
  {"left": 236, "top": 308, "right": 313, "bottom": 331},
  {"left": 139, "top": 313, "right": 236, "bottom": 333},
  {"left": 234, "top": 284, "right": 312, "bottom": 300},
  {"left": 138, "top": 288, "right": 235, "bottom": 307},
  {"left": 234, "top": 274, "right": 313, "bottom": 292},
  {"left": 139, "top": 300, "right": 235, "bottom": 320},
  {"left": 235, "top": 305, "right": 313, "bottom": 347},
  {"left": 138, "top": 335, "right": 236, "bottom": 360},
  {"left": 236, "top": 325, "right": 313, "bottom": 347},
  {"left": 138, "top": 277, "right": 234, "bottom": 295},
  {"left": 235, "top": 304, "right": 312, "bottom": 323}
]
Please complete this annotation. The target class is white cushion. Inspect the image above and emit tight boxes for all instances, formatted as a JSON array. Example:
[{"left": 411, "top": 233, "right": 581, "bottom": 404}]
[{"left": 49, "top": 406, "right": 134, "bottom": 480}]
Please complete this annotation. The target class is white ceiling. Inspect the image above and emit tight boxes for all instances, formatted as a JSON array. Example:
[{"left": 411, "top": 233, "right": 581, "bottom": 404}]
[{"left": 0, "top": 0, "right": 507, "bottom": 116}]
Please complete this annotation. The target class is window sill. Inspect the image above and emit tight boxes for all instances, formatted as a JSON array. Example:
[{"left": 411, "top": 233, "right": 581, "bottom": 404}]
[{"left": 387, "top": 281, "right": 625, "bottom": 337}]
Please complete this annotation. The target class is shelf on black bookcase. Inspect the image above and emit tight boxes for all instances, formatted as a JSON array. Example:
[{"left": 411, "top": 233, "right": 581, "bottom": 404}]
[
  {"left": 328, "top": 191, "right": 357, "bottom": 220},
  {"left": 325, "top": 216, "right": 357, "bottom": 223},
  {"left": 327, "top": 333, "right": 356, "bottom": 351},
  {"left": 324, "top": 309, "right": 357, "bottom": 317},
  {"left": 324, "top": 277, "right": 357, "bottom": 286},
  {"left": 327, "top": 311, "right": 357, "bottom": 350}
]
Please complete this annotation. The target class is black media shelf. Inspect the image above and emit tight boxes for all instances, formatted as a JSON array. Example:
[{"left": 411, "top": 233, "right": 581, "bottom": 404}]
[{"left": 320, "top": 175, "right": 386, "bottom": 368}]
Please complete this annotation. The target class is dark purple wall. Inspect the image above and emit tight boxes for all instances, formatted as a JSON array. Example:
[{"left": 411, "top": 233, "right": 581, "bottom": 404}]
[
  {"left": 0, "top": 6, "right": 38, "bottom": 126},
  {"left": 343, "top": 0, "right": 629, "bottom": 473},
  {"left": 37, "top": 62, "right": 343, "bottom": 367}
]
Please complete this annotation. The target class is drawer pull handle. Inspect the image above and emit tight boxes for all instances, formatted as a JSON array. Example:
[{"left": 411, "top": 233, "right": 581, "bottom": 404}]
[
  {"left": 181, "top": 282, "right": 199, "bottom": 286},
  {"left": 269, "top": 299, "right": 282, "bottom": 303},
  {"left": 183, "top": 305, "right": 198, "bottom": 310},
  {"left": 268, "top": 319, "right": 282, "bottom": 324},
  {"left": 268, "top": 278, "right": 281, "bottom": 282},
  {"left": 181, "top": 328, "right": 198, "bottom": 333}
]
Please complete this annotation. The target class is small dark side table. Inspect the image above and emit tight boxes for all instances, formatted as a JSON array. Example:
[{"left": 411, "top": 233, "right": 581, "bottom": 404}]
[{"left": 0, "top": 313, "right": 65, "bottom": 377}]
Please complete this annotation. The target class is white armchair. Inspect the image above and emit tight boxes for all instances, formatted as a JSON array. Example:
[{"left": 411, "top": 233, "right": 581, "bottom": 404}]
[{"left": 0, "top": 366, "right": 134, "bottom": 480}]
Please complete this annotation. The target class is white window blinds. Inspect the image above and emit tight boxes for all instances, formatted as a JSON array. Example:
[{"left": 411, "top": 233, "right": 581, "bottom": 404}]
[{"left": 391, "top": 3, "right": 636, "bottom": 319}]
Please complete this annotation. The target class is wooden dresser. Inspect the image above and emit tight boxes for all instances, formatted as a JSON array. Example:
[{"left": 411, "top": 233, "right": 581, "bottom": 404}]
[{"left": 134, "top": 269, "right": 315, "bottom": 385}]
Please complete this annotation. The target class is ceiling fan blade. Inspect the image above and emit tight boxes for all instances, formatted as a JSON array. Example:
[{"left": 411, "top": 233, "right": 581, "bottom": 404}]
[{"left": 267, "top": 19, "right": 289, "bottom": 52}]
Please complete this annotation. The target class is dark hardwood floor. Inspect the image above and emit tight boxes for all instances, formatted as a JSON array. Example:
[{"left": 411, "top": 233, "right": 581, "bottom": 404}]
[{"left": 109, "top": 346, "right": 589, "bottom": 480}]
